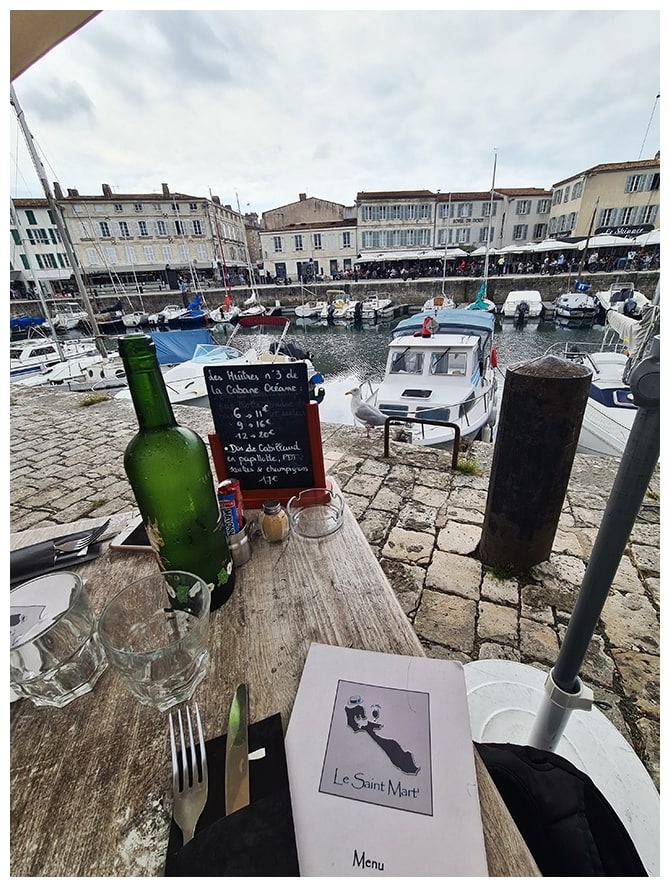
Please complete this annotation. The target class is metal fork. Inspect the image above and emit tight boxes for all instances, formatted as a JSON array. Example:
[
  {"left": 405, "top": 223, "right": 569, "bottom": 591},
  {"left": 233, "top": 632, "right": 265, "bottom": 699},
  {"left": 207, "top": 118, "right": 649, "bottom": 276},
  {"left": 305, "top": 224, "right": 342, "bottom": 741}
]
[
  {"left": 53, "top": 519, "right": 111, "bottom": 555},
  {"left": 54, "top": 535, "right": 93, "bottom": 554},
  {"left": 168, "top": 702, "right": 208, "bottom": 845}
]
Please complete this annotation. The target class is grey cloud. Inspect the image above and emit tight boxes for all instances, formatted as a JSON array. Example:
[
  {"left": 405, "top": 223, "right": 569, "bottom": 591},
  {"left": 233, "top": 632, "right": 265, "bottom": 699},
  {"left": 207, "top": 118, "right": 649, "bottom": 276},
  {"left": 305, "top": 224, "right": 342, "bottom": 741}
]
[{"left": 20, "top": 80, "right": 96, "bottom": 127}]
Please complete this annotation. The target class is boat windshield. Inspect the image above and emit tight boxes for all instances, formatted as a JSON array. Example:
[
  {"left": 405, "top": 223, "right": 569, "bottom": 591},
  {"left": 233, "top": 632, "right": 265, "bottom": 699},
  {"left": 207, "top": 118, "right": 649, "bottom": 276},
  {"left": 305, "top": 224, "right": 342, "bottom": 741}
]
[
  {"left": 430, "top": 349, "right": 468, "bottom": 376},
  {"left": 389, "top": 349, "right": 424, "bottom": 374},
  {"left": 191, "top": 344, "right": 244, "bottom": 362}
]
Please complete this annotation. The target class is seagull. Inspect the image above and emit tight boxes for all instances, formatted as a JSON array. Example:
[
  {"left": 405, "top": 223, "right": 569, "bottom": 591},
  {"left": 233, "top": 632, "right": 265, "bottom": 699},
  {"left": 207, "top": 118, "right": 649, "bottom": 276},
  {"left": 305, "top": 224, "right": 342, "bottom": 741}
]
[{"left": 345, "top": 387, "right": 388, "bottom": 436}]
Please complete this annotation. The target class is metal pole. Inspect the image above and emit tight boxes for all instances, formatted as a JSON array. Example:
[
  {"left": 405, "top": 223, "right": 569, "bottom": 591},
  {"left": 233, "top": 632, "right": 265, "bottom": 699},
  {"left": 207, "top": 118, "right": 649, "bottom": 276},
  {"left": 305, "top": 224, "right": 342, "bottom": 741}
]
[
  {"left": 10, "top": 84, "right": 107, "bottom": 358},
  {"left": 528, "top": 337, "right": 660, "bottom": 750},
  {"left": 552, "top": 337, "right": 660, "bottom": 692}
]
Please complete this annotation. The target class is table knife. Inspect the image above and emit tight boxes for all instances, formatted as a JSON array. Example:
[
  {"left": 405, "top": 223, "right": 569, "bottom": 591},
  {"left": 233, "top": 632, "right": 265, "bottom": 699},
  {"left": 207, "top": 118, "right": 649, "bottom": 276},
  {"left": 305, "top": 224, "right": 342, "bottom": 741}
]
[{"left": 225, "top": 683, "right": 250, "bottom": 814}]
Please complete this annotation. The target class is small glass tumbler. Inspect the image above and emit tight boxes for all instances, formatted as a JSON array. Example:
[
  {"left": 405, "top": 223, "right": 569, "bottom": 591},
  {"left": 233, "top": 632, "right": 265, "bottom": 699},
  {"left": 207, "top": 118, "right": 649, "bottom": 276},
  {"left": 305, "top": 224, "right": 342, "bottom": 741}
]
[
  {"left": 97, "top": 571, "right": 210, "bottom": 712},
  {"left": 10, "top": 572, "right": 108, "bottom": 708}
]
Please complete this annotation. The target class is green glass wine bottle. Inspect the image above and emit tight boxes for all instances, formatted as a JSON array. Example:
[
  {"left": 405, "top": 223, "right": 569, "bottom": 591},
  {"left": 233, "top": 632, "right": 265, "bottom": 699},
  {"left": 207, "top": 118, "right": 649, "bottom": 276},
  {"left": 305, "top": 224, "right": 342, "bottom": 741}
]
[{"left": 118, "top": 333, "right": 234, "bottom": 610}]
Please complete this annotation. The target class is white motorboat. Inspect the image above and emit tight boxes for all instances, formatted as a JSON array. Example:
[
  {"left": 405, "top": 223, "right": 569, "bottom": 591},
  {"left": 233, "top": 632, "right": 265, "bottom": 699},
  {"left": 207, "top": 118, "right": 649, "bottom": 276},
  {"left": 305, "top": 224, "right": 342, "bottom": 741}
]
[
  {"left": 364, "top": 308, "right": 498, "bottom": 447},
  {"left": 545, "top": 302, "right": 659, "bottom": 458},
  {"left": 594, "top": 281, "right": 650, "bottom": 321},
  {"left": 294, "top": 301, "right": 328, "bottom": 318},
  {"left": 51, "top": 302, "right": 88, "bottom": 330},
  {"left": 576, "top": 350, "right": 637, "bottom": 457},
  {"left": 122, "top": 310, "right": 150, "bottom": 328},
  {"left": 501, "top": 290, "right": 544, "bottom": 320},
  {"left": 318, "top": 289, "right": 352, "bottom": 320},
  {"left": 115, "top": 318, "right": 324, "bottom": 409},
  {"left": 14, "top": 352, "right": 126, "bottom": 390},
  {"left": 356, "top": 294, "right": 396, "bottom": 320},
  {"left": 10, "top": 336, "right": 99, "bottom": 378},
  {"left": 148, "top": 304, "right": 188, "bottom": 325},
  {"left": 553, "top": 292, "right": 599, "bottom": 326}
]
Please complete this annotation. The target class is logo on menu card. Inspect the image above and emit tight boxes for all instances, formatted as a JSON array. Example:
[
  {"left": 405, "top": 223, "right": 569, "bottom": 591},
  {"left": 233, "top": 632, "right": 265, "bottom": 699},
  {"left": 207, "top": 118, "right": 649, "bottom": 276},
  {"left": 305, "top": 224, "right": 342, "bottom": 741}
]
[{"left": 319, "top": 679, "right": 433, "bottom": 815}]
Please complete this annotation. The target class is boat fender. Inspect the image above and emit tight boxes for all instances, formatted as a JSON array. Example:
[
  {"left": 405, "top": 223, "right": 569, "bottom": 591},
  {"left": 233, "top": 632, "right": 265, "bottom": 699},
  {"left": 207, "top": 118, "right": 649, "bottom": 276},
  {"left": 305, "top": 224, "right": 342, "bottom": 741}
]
[
  {"left": 491, "top": 348, "right": 498, "bottom": 368},
  {"left": 309, "top": 373, "right": 326, "bottom": 404}
]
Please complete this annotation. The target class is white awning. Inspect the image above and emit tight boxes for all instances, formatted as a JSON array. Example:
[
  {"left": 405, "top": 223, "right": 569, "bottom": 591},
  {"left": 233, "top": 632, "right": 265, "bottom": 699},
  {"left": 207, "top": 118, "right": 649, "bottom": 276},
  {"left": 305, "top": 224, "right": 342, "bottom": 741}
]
[
  {"left": 355, "top": 247, "right": 467, "bottom": 263},
  {"left": 527, "top": 239, "right": 576, "bottom": 253},
  {"left": 575, "top": 234, "right": 633, "bottom": 250},
  {"left": 633, "top": 229, "right": 660, "bottom": 247}
]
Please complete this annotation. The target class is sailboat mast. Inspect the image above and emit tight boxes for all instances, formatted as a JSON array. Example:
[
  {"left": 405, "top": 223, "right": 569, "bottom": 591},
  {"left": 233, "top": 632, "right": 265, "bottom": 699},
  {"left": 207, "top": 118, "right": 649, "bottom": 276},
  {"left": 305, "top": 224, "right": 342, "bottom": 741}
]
[
  {"left": 483, "top": 149, "right": 498, "bottom": 298},
  {"left": 440, "top": 192, "right": 451, "bottom": 298},
  {"left": 207, "top": 193, "right": 234, "bottom": 300},
  {"left": 575, "top": 198, "right": 600, "bottom": 282},
  {"left": 235, "top": 191, "right": 259, "bottom": 294},
  {"left": 10, "top": 84, "right": 107, "bottom": 358}
]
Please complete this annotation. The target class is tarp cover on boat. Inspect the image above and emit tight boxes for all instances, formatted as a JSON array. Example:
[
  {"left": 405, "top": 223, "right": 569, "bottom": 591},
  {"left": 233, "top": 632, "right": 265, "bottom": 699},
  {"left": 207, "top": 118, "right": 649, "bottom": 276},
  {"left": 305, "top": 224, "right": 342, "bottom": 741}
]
[{"left": 149, "top": 329, "right": 213, "bottom": 365}]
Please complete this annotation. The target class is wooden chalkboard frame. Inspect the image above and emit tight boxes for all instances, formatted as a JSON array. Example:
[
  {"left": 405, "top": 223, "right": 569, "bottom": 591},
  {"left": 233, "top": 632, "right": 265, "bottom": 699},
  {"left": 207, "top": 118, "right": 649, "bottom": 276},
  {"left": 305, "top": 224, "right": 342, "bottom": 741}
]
[{"left": 204, "top": 361, "right": 326, "bottom": 508}]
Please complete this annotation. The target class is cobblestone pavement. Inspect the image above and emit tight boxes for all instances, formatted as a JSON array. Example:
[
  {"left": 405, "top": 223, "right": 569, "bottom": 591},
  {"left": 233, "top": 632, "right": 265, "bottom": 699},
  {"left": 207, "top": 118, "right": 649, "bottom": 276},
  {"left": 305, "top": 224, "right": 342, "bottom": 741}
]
[{"left": 9, "top": 383, "right": 660, "bottom": 792}]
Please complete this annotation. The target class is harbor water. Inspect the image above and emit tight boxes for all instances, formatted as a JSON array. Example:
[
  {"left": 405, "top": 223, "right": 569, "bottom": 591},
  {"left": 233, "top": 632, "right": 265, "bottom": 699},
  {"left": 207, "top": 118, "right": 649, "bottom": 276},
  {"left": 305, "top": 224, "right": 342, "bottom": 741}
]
[
  {"left": 211, "top": 315, "right": 608, "bottom": 427},
  {"left": 68, "top": 314, "right": 608, "bottom": 428}
]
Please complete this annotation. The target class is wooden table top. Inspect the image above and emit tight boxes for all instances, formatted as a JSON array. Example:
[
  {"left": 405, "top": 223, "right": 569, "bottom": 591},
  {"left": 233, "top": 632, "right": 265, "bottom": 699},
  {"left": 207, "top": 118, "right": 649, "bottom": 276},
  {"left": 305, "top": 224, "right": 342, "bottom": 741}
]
[{"left": 10, "top": 490, "right": 539, "bottom": 877}]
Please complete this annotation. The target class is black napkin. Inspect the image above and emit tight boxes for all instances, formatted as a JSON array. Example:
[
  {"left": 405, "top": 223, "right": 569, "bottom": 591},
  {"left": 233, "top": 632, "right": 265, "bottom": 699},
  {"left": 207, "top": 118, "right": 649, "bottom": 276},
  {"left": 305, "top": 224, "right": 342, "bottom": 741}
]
[
  {"left": 165, "top": 713, "right": 300, "bottom": 877},
  {"left": 10, "top": 532, "right": 106, "bottom": 587}
]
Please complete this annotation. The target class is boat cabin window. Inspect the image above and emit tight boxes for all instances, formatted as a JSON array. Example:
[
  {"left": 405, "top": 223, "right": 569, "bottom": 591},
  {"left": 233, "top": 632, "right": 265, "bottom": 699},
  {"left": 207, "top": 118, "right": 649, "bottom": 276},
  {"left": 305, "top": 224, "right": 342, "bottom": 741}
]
[
  {"left": 430, "top": 350, "right": 468, "bottom": 376},
  {"left": 389, "top": 349, "right": 424, "bottom": 374}
]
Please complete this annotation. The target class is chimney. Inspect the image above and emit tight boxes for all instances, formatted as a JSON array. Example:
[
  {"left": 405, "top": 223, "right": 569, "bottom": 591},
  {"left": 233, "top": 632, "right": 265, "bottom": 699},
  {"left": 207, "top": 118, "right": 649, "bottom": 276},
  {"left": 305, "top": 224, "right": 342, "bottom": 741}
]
[
  {"left": 54, "top": 182, "right": 64, "bottom": 199},
  {"left": 162, "top": 183, "right": 170, "bottom": 197},
  {"left": 211, "top": 195, "right": 221, "bottom": 205},
  {"left": 299, "top": 193, "right": 307, "bottom": 201},
  {"left": 102, "top": 184, "right": 112, "bottom": 198},
  {"left": 67, "top": 189, "right": 79, "bottom": 197}
]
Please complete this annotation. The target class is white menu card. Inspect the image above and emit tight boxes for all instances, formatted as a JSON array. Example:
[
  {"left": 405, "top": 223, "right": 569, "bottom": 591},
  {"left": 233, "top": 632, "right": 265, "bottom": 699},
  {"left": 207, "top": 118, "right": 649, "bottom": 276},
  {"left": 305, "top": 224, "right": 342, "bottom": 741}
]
[{"left": 285, "top": 643, "right": 488, "bottom": 876}]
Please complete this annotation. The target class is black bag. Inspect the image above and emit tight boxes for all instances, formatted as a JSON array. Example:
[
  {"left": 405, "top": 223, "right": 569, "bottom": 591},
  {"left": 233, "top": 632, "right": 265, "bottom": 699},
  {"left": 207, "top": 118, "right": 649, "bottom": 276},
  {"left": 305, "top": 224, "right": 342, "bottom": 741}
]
[{"left": 475, "top": 742, "right": 648, "bottom": 877}]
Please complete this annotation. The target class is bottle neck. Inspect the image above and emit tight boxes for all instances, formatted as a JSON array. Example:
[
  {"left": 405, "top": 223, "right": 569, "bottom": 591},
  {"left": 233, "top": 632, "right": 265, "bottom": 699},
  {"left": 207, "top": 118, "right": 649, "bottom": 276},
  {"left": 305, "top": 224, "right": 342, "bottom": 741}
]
[{"left": 119, "top": 335, "right": 177, "bottom": 430}]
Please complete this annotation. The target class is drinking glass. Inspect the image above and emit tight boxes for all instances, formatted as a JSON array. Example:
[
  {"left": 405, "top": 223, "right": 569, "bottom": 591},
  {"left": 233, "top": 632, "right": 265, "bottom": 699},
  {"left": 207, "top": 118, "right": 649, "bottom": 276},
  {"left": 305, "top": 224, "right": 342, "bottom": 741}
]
[
  {"left": 97, "top": 571, "right": 210, "bottom": 712},
  {"left": 10, "top": 572, "right": 108, "bottom": 707}
]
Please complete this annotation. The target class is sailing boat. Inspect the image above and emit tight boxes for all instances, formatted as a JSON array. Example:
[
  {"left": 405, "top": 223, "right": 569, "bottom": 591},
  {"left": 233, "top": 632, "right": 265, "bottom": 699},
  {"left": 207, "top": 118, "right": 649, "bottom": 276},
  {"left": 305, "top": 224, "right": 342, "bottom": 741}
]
[
  {"left": 467, "top": 151, "right": 498, "bottom": 313},
  {"left": 467, "top": 281, "right": 496, "bottom": 313},
  {"left": 234, "top": 192, "right": 282, "bottom": 319},
  {"left": 422, "top": 193, "right": 456, "bottom": 312},
  {"left": 10, "top": 85, "right": 127, "bottom": 390}
]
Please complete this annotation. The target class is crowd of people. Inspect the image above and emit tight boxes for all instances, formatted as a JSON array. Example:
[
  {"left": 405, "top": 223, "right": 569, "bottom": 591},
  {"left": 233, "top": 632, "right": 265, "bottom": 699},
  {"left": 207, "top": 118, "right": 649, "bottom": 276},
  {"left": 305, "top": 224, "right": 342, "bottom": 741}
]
[
  {"left": 330, "top": 246, "right": 660, "bottom": 283},
  {"left": 10, "top": 245, "right": 660, "bottom": 301}
]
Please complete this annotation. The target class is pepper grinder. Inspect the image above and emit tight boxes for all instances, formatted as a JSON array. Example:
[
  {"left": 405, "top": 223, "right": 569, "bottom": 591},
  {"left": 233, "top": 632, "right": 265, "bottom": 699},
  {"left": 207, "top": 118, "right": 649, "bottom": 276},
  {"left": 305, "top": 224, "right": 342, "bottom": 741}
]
[{"left": 260, "top": 499, "right": 290, "bottom": 543}]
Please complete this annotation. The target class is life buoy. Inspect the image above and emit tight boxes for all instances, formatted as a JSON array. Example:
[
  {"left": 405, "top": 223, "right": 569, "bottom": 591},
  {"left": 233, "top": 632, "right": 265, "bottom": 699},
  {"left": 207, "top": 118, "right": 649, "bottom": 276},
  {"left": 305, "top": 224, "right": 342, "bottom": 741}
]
[
  {"left": 491, "top": 348, "right": 498, "bottom": 368},
  {"left": 414, "top": 316, "right": 434, "bottom": 338}
]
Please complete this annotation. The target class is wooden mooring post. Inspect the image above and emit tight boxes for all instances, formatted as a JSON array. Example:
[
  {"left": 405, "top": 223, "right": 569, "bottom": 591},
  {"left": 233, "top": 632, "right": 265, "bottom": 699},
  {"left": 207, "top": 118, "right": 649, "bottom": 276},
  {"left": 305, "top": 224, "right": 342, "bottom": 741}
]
[{"left": 479, "top": 355, "right": 592, "bottom": 569}]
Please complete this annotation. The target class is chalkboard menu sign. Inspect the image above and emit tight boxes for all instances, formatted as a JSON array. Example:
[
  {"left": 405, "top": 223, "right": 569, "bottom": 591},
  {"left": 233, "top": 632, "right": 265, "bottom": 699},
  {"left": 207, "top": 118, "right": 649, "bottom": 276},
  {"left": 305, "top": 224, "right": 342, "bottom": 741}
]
[{"left": 204, "top": 361, "right": 326, "bottom": 507}]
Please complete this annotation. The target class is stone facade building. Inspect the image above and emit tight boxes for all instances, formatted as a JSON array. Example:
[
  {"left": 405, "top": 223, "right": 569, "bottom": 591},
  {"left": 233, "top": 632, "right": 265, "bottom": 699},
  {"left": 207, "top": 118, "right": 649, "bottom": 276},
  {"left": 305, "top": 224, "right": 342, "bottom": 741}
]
[
  {"left": 10, "top": 155, "right": 660, "bottom": 295},
  {"left": 11, "top": 182, "right": 249, "bottom": 297}
]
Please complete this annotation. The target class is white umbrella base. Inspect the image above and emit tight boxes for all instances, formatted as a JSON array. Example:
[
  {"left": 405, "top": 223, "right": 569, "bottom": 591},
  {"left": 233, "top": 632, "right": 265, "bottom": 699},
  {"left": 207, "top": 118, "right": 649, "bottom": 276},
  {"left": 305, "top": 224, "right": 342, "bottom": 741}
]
[{"left": 464, "top": 659, "right": 659, "bottom": 876}]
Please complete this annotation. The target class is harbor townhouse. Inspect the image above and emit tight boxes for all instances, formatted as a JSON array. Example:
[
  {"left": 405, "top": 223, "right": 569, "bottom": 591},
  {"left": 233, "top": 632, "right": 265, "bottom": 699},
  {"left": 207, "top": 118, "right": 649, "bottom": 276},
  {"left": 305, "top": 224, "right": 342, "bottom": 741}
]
[
  {"left": 10, "top": 154, "right": 660, "bottom": 297},
  {"left": 547, "top": 156, "right": 660, "bottom": 240},
  {"left": 10, "top": 198, "right": 71, "bottom": 298},
  {"left": 10, "top": 182, "right": 250, "bottom": 298},
  {"left": 258, "top": 194, "right": 358, "bottom": 282}
]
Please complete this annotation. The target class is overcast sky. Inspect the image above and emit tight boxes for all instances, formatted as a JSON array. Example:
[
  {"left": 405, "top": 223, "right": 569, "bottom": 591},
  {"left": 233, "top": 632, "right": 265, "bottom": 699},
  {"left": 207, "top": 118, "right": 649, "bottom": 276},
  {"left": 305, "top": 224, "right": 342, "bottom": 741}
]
[{"left": 9, "top": 7, "right": 661, "bottom": 218}]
